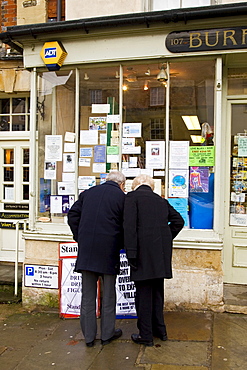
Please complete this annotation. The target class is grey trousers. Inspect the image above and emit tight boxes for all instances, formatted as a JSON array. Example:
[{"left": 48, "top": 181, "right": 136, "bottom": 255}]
[{"left": 80, "top": 270, "right": 117, "bottom": 343}]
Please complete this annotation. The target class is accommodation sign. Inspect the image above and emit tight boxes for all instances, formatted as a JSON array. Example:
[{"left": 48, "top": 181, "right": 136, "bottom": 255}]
[{"left": 166, "top": 27, "right": 247, "bottom": 53}]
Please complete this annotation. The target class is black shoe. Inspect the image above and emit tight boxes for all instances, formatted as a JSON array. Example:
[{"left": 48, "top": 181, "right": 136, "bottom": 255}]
[
  {"left": 101, "top": 329, "right": 122, "bottom": 345},
  {"left": 153, "top": 332, "right": 168, "bottom": 341},
  {"left": 131, "top": 333, "right": 154, "bottom": 347},
  {"left": 86, "top": 340, "right": 94, "bottom": 347}
]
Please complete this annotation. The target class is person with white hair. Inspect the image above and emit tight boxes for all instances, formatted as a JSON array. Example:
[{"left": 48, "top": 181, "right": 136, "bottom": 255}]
[
  {"left": 68, "top": 171, "right": 126, "bottom": 347},
  {"left": 124, "top": 174, "right": 184, "bottom": 346}
]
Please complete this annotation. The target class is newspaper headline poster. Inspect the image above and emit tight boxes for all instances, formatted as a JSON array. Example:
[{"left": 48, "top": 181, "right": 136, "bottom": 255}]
[
  {"left": 59, "top": 244, "right": 136, "bottom": 318},
  {"left": 116, "top": 251, "right": 136, "bottom": 317},
  {"left": 59, "top": 242, "right": 82, "bottom": 318}
]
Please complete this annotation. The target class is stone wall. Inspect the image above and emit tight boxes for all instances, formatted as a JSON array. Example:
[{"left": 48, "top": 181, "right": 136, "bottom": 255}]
[{"left": 22, "top": 239, "right": 224, "bottom": 312}]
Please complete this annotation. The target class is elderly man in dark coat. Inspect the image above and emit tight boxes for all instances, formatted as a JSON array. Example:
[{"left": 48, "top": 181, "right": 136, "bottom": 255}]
[
  {"left": 68, "top": 171, "right": 126, "bottom": 347},
  {"left": 124, "top": 174, "right": 184, "bottom": 346}
]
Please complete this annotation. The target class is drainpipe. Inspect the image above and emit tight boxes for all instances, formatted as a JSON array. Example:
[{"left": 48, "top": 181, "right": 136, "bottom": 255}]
[{"left": 57, "top": 0, "right": 62, "bottom": 22}]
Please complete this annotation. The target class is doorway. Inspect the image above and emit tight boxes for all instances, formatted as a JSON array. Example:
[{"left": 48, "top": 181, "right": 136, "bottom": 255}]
[{"left": 224, "top": 101, "right": 247, "bottom": 285}]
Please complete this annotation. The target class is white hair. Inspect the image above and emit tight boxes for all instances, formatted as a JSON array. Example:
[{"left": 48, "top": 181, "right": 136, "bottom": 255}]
[
  {"left": 131, "top": 174, "right": 154, "bottom": 191},
  {"left": 106, "top": 171, "right": 126, "bottom": 185}
]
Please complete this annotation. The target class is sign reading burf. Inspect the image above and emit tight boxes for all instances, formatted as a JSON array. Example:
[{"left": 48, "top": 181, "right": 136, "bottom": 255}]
[{"left": 166, "top": 27, "right": 247, "bottom": 53}]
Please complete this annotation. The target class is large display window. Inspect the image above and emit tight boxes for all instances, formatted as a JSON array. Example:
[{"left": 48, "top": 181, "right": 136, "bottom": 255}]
[{"left": 36, "top": 59, "right": 215, "bottom": 230}]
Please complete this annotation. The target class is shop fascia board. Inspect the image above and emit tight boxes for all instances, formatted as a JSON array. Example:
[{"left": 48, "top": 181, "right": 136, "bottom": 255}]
[{"left": 1, "top": 2, "right": 247, "bottom": 54}]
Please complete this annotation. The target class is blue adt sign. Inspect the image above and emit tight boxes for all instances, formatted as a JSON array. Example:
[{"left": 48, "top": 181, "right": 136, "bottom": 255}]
[
  {"left": 44, "top": 47, "right": 57, "bottom": 58},
  {"left": 25, "top": 266, "right": 34, "bottom": 276}
]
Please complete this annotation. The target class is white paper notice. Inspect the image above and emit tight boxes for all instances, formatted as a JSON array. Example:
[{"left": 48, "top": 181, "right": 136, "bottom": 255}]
[
  {"left": 123, "top": 123, "right": 142, "bottom": 138},
  {"left": 63, "top": 153, "right": 75, "bottom": 172},
  {"left": 169, "top": 141, "right": 189, "bottom": 169},
  {"left": 58, "top": 182, "right": 75, "bottom": 195},
  {"left": 62, "top": 172, "right": 75, "bottom": 182},
  {"left": 129, "top": 157, "right": 137, "bottom": 168},
  {"left": 93, "top": 163, "right": 106, "bottom": 173},
  {"left": 169, "top": 169, "right": 189, "bottom": 198},
  {"left": 100, "top": 133, "right": 107, "bottom": 145},
  {"left": 79, "top": 158, "right": 91, "bottom": 167},
  {"left": 80, "top": 130, "right": 98, "bottom": 145},
  {"left": 146, "top": 141, "right": 165, "bottom": 169},
  {"left": 64, "top": 142, "right": 76, "bottom": 153},
  {"left": 45, "top": 135, "right": 63, "bottom": 161},
  {"left": 5, "top": 187, "right": 14, "bottom": 201},
  {"left": 78, "top": 176, "right": 96, "bottom": 189},
  {"left": 107, "top": 114, "right": 120, "bottom": 123},
  {"left": 107, "top": 154, "right": 119, "bottom": 163},
  {"left": 50, "top": 195, "right": 62, "bottom": 213},
  {"left": 64, "top": 132, "right": 76, "bottom": 142},
  {"left": 44, "top": 161, "right": 56, "bottom": 180},
  {"left": 230, "top": 213, "right": 247, "bottom": 226},
  {"left": 92, "top": 104, "right": 110, "bottom": 114}
]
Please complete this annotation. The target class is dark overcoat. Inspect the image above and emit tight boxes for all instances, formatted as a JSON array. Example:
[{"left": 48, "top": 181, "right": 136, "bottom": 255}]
[
  {"left": 123, "top": 185, "right": 184, "bottom": 281},
  {"left": 68, "top": 181, "right": 125, "bottom": 275}
]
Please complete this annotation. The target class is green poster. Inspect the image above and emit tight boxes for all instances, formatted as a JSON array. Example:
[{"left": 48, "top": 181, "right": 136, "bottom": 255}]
[
  {"left": 189, "top": 146, "right": 215, "bottom": 166},
  {"left": 107, "top": 146, "right": 119, "bottom": 155}
]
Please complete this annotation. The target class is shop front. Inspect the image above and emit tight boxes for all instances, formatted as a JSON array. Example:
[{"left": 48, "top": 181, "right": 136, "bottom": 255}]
[{"left": 1, "top": 7, "right": 246, "bottom": 311}]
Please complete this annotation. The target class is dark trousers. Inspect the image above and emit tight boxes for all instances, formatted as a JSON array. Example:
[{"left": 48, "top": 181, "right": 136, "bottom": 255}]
[
  {"left": 80, "top": 270, "right": 116, "bottom": 343},
  {"left": 134, "top": 278, "right": 167, "bottom": 341}
]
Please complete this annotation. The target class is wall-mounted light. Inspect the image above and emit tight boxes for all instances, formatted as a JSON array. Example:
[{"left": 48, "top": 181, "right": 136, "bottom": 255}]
[
  {"left": 157, "top": 65, "right": 168, "bottom": 82},
  {"left": 145, "top": 68, "right": 151, "bottom": 76},
  {"left": 84, "top": 73, "right": 89, "bottom": 80},
  {"left": 122, "top": 84, "right": 128, "bottom": 91},
  {"left": 144, "top": 81, "right": 149, "bottom": 90},
  {"left": 182, "top": 116, "right": 201, "bottom": 130},
  {"left": 115, "top": 71, "right": 120, "bottom": 78}
]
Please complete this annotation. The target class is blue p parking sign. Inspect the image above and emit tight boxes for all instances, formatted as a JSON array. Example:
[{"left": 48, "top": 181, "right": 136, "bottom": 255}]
[{"left": 26, "top": 266, "right": 34, "bottom": 276}]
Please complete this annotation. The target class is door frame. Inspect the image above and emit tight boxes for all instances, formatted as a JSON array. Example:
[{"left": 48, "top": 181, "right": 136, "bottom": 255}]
[{"left": 223, "top": 99, "right": 247, "bottom": 284}]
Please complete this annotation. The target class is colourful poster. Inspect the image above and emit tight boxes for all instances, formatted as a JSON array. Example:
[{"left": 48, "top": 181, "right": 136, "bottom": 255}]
[
  {"left": 168, "top": 198, "right": 189, "bottom": 227},
  {"left": 189, "top": 167, "right": 209, "bottom": 193},
  {"left": 189, "top": 146, "right": 215, "bottom": 166}
]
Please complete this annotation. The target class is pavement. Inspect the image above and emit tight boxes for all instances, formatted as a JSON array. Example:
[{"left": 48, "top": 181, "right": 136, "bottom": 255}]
[
  {"left": 0, "top": 304, "right": 247, "bottom": 369},
  {"left": 1, "top": 263, "right": 247, "bottom": 369}
]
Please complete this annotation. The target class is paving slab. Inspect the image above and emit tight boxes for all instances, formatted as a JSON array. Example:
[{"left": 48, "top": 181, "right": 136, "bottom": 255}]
[
  {"left": 211, "top": 312, "right": 247, "bottom": 370},
  {"left": 140, "top": 341, "right": 210, "bottom": 367},
  {"left": 151, "top": 366, "right": 208, "bottom": 370},
  {"left": 88, "top": 342, "right": 143, "bottom": 370},
  {"left": 165, "top": 311, "right": 212, "bottom": 341}
]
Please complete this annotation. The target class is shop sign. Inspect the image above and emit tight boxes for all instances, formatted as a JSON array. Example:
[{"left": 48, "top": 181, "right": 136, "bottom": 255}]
[
  {"left": 0, "top": 221, "right": 25, "bottom": 229},
  {"left": 166, "top": 27, "right": 247, "bottom": 53},
  {"left": 24, "top": 264, "right": 58, "bottom": 289},
  {"left": 4, "top": 203, "right": 29, "bottom": 210},
  {"left": 0, "top": 212, "right": 28, "bottom": 219},
  {"left": 40, "top": 41, "right": 67, "bottom": 71}
]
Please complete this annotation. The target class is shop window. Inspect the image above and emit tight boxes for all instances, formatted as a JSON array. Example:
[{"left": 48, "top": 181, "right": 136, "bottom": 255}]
[
  {"left": 0, "top": 97, "right": 30, "bottom": 132},
  {"left": 152, "top": 0, "right": 212, "bottom": 11},
  {"left": 228, "top": 68, "right": 247, "bottom": 95},
  {"left": 36, "top": 61, "right": 215, "bottom": 230},
  {"left": 90, "top": 89, "right": 103, "bottom": 104},
  {"left": 1, "top": 147, "right": 30, "bottom": 202},
  {"left": 150, "top": 87, "right": 165, "bottom": 106}
]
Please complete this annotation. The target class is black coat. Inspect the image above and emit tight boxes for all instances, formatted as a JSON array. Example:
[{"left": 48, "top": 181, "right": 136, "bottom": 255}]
[
  {"left": 123, "top": 185, "right": 184, "bottom": 281},
  {"left": 68, "top": 181, "right": 125, "bottom": 275}
]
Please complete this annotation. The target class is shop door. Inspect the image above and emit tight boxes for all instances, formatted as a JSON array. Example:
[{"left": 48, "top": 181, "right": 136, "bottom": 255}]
[
  {"left": 0, "top": 141, "right": 29, "bottom": 262},
  {"left": 224, "top": 101, "right": 247, "bottom": 284}
]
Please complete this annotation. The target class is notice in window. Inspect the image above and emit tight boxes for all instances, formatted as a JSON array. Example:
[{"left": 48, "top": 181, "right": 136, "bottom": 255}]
[
  {"left": 189, "top": 146, "right": 215, "bottom": 167},
  {"left": 146, "top": 141, "right": 165, "bottom": 169},
  {"left": 168, "top": 169, "right": 189, "bottom": 198},
  {"left": 169, "top": 141, "right": 189, "bottom": 169},
  {"left": 123, "top": 123, "right": 142, "bottom": 138},
  {"left": 45, "top": 135, "right": 63, "bottom": 161}
]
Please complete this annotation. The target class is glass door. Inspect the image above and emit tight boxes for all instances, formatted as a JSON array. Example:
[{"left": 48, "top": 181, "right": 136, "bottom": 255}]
[{"left": 224, "top": 101, "right": 247, "bottom": 284}]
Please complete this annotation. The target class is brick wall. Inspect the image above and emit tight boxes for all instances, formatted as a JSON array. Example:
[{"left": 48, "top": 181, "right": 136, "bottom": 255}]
[
  {"left": 48, "top": 0, "right": 65, "bottom": 21},
  {"left": 1, "top": 0, "right": 17, "bottom": 32},
  {"left": 1, "top": 0, "right": 65, "bottom": 32}
]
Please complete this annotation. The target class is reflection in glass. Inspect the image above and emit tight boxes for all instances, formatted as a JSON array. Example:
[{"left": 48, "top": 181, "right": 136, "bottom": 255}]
[
  {"left": 4, "top": 167, "right": 14, "bottom": 181},
  {"left": 0, "top": 116, "right": 10, "bottom": 131},
  {"left": 4, "top": 149, "right": 14, "bottom": 164}
]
